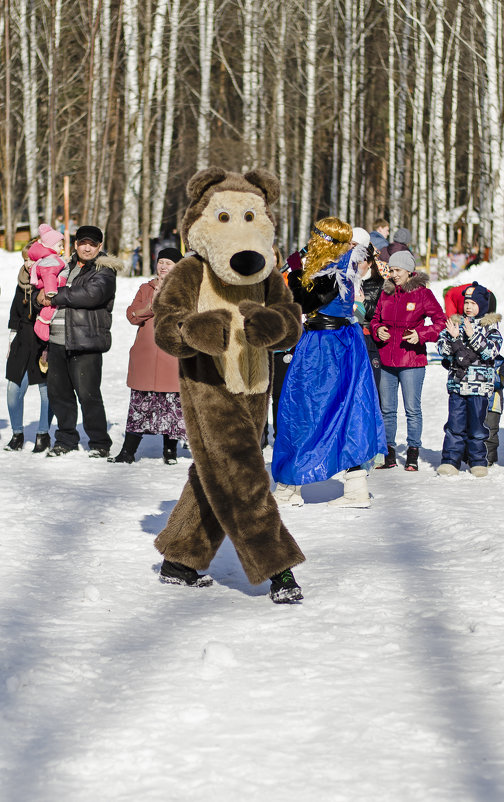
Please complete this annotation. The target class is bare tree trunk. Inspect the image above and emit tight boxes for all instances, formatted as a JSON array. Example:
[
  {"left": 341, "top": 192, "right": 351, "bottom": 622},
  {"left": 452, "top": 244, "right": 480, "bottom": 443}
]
[
  {"left": 448, "top": 3, "right": 461, "bottom": 247},
  {"left": 431, "top": 1, "right": 448, "bottom": 276},
  {"left": 196, "top": 0, "right": 215, "bottom": 170},
  {"left": 141, "top": 0, "right": 153, "bottom": 276},
  {"left": 484, "top": 0, "right": 504, "bottom": 256},
  {"left": 15, "top": 0, "right": 38, "bottom": 236},
  {"left": 150, "top": 0, "right": 181, "bottom": 237},
  {"left": 120, "top": 0, "right": 142, "bottom": 253},
  {"left": 394, "top": 0, "right": 412, "bottom": 226},
  {"left": 412, "top": 0, "right": 427, "bottom": 257},
  {"left": 297, "top": 0, "right": 318, "bottom": 246},
  {"left": 2, "top": 0, "right": 14, "bottom": 250},
  {"left": 387, "top": 0, "right": 397, "bottom": 231},
  {"left": 274, "top": 3, "right": 288, "bottom": 252},
  {"left": 338, "top": 0, "right": 353, "bottom": 222}
]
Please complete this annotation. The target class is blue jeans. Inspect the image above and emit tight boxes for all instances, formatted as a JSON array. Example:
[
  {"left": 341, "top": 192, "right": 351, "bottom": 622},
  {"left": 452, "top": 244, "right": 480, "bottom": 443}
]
[
  {"left": 379, "top": 366, "right": 426, "bottom": 448},
  {"left": 7, "top": 373, "right": 51, "bottom": 434},
  {"left": 441, "top": 393, "right": 489, "bottom": 467}
]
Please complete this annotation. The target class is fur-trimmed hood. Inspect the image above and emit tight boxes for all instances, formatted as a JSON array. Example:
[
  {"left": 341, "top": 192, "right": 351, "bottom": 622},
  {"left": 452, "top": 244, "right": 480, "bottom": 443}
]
[
  {"left": 383, "top": 270, "right": 429, "bottom": 295},
  {"left": 68, "top": 251, "right": 125, "bottom": 274},
  {"left": 448, "top": 312, "right": 502, "bottom": 327}
]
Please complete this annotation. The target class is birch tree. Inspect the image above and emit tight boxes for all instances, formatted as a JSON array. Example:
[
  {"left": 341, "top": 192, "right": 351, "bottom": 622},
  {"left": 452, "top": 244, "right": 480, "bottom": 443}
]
[
  {"left": 196, "top": 0, "right": 215, "bottom": 170},
  {"left": 430, "top": 1, "right": 448, "bottom": 275},
  {"left": 15, "top": 0, "right": 38, "bottom": 236},
  {"left": 483, "top": 0, "right": 504, "bottom": 256},
  {"left": 120, "top": 0, "right": 142, "bottom": 253},
  {"left": 338, "top": 0, "right": 354, "bottom": 223},
  {"left": 411, "top": 0, "right": 428, "bottom": 256},
  {"left": 274, "top": 2, "right": 288, "bottom": 251},
  {"left": 297, "top": 0, "right": 318, "bottom": 246},
  {"left": 150, "top": 0, "right": 180, "bottom": 238}
]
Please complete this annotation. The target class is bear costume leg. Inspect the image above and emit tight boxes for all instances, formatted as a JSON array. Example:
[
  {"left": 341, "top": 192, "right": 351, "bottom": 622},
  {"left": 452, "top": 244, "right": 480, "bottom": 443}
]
[{"left": 155, "top": 377, "right": 305, "bottom": 585}]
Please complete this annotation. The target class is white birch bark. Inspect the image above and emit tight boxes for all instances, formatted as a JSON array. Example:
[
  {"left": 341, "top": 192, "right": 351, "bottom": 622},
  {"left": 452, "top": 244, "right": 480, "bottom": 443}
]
[
  {"left": 411, "top": 0, "right": 427, "bottom": 255},
  {"left": 466, "top": 91, "right": 475, "bottom": 248},
  {"left": 242, "top": 0, "right": 259, "bottom": 168},
  {"left": 44, "top": 0, "right": 62, "bottom": 224},
  {"left": 274, "top": 3, "right": 288, "bottom": 251},
  {"left": 394, "top": 0, "right": 412, "bottom": 227},
  {"left": 196, "top": 0, "right": 215, "bottom": 171},
  {"left": 150, "top": 0, "right": 181, "bottom": 237},
  {"left": 431, "top": 2, "right": 448, "bottom": 275},
  {"left": 338, "top": 0, "right": 353, "bottom": 222},
  {"left": 387, "top": 0, "right": 397, "bottom": 231},
  {"left": 297, "top": 0, "right": 318, "bottom": 247},
  {"left": 447, "top": 3, "right": 461, "bottom": 246},
  {"left": 15, "top": 0, "right": 38, "bottom": 236},
  {"left": 329, "top": 35, "right": 339, "bottom": 215},
  {"left": 120, "top": 0, "right": 142, "bottom": 252},
  {"left": 483, "top": 0, "right": 504, "bottom": 256}
]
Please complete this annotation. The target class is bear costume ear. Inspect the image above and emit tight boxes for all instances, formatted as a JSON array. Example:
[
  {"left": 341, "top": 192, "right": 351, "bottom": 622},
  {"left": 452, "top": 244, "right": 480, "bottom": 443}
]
[
  {"left": 243, "top": 169, "right": 280, "bottom": 205},
  {"left": 186, "top": 166, "right": 227, "bottom": 201}
]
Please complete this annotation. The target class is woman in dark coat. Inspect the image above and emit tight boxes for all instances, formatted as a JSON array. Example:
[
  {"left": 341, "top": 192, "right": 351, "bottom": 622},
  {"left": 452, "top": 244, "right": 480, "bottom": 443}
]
[
  {"left": 354, "top": 244, "right": 389, "bottom": 389},
  {"left": 5, "top": 243, "right": 52, "bottom": 452}
]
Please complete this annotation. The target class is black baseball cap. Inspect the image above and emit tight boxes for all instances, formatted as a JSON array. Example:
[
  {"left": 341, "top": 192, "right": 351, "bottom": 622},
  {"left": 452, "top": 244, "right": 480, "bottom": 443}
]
[{"left": 75, "top": 225, "right": 103, "bottom": 244}]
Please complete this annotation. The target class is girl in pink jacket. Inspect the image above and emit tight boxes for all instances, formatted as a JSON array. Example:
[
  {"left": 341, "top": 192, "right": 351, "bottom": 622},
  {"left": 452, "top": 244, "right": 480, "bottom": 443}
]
[{"left": 28, "top": 224, "right": 66, "bottom": 342}]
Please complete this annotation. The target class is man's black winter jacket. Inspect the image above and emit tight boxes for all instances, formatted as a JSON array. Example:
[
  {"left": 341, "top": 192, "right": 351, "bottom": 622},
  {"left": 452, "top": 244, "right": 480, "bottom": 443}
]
[{"left": 47, "top": 252, "right": 122, "bottom": 353}]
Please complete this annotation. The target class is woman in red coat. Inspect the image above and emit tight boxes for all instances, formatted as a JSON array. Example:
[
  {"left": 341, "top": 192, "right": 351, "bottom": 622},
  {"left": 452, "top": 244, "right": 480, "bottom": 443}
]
[
  {"left": 109, "top": 248, "right": 187, "bottom": 464},
  {"left": 370, "top": 250, "right": 445, "bottom": 471}
]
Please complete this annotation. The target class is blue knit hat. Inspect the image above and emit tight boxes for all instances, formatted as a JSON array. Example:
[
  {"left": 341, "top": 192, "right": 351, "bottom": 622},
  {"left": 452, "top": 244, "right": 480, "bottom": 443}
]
[{"left": 462, "top": 282, "right": 490, "bottom": 317}]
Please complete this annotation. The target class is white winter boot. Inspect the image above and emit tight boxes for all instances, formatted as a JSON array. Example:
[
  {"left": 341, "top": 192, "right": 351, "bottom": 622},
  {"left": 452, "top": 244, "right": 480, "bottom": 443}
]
[
  {"left": 273, "top": 482, "right": 304, "bottom": 506},
  {"left": 328, "top": 469, "right": 370, "bottom": 508}
]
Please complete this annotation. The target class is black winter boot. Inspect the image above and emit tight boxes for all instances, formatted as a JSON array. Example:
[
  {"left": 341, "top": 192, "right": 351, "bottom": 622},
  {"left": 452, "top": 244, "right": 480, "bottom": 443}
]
[
  {"left": 269, "top": 568, "right": 303, "bottom": 604},
  {"left": 163, "top": 436, "right": 178, "bottom": 465},
  {"left": 159, "top": 560, "right": 213, "bottom": 587},
  {"left": 108, "top": 432, "right": 142, "bottom": 463},
  {"left": 405, "top": 446, "right": 419, "bottom": 471},
  {"left": 377, "top": 445, "right": 397, "bottom": 469},
  {"left": 33, "top": 433, "right": 51, "bottom": 453},
  {"left": 4, "top": 433, "right": 24, "bottom": 451}
]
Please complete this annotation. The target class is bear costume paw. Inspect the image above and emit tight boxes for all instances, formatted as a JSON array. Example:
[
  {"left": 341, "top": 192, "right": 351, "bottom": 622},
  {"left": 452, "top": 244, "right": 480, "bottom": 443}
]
[
  {"left": 181, "top": 309, "right": 232, "bottom": 355},
  {"left": 239, "top": 301, "right": 287, "bottom": 348}
]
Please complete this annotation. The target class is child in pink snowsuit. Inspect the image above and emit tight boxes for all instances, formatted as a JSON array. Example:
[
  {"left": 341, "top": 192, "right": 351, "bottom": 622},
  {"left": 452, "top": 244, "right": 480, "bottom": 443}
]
[{"left": 28, "top": 224, "right": 66, "bottom": 342}]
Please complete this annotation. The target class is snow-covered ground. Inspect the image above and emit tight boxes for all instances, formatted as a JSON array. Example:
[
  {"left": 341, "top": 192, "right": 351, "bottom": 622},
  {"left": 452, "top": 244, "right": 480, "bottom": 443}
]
[{"left": 0, "top": 250, "right": 503, "bottom": 802}]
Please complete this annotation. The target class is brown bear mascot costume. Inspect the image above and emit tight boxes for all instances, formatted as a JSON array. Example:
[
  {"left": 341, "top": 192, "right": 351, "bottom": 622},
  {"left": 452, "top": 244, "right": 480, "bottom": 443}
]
[{"left": 152, "top": 166, "right": 305, "bottom": 603}]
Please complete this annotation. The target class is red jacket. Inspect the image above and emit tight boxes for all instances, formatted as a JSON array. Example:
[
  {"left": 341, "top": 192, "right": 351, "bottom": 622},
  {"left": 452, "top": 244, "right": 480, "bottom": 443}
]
[{"left": 370, "top": 271, "right": 445, "bottom": 367}]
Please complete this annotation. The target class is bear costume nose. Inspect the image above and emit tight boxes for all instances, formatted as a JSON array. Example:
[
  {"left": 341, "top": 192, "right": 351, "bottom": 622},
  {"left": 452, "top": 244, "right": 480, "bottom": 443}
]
[{"left": 230, "top": 251, "right": 266, "bottom": 276}]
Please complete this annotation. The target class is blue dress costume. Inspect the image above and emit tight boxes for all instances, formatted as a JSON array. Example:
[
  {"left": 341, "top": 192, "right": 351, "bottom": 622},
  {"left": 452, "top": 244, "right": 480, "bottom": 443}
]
[{"left": 272, "top": 249, "right": 386, "bottom": 485}]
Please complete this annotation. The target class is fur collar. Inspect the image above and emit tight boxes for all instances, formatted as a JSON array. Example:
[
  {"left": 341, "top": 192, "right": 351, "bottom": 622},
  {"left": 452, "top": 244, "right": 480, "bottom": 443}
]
[
  {"left": 69, "top": 251, "right": 124, "bottom": 273},
  {"left": 449, "top": 312, "right": 502, "bottom": 327},
  {"left": 383, "top": 270, "right": 429, "bottom": 295}
]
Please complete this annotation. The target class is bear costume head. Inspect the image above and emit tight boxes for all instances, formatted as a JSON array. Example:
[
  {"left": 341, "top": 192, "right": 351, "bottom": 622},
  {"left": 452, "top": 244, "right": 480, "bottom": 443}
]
[{"left": 181, "top": 167, "right": 280, "bottom": 286}]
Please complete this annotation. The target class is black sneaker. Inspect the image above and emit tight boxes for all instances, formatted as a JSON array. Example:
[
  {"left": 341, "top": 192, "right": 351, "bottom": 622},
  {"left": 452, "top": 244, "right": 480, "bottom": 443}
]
[
  {"left": 377, "top": 445, "right": 397, "bottom": 469},
  {"left": 405, "top": 446, "right": 419, "bottom": 471},
  {"left": 33, "top": 433, "right": 51, "bottom": 453},
  {"left": 159, "top": 560, "right": 213, "bottom": 587},
  {"left": 163, "top": 449, "right": 177, "bottom": 465},
  {"left": 89, "top": 448, "right": 110, "bottom": 458},
  {"left": 47, "top": 444, "right": 77, "bottom": 457},
  {"left": 4, "top": 433, "right": 24, "bottom": 451},
  {"left": 269, "top": 568, "right": 303, "bottom": 604}
]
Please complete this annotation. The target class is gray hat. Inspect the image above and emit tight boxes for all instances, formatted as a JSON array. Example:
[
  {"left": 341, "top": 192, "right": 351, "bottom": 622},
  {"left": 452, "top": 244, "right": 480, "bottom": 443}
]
[
  {"left": 393, "top": 228, "right": 412, "bottom": 245},
  {"left": 389, "top": 250, "right": 416, "bottom": 273}
]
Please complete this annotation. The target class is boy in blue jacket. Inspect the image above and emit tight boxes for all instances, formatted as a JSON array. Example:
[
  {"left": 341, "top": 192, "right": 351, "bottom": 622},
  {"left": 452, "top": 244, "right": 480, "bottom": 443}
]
[{"left": 437, "top": 282, "right": 502, "bottom": 477}]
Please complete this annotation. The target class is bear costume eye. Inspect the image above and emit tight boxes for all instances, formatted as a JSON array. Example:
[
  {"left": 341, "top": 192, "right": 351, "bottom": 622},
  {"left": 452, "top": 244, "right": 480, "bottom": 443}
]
[
  {"left": 217, "top": 210, "right": 231, "bottom": 223},
  {"left": 244, "top": 210, "right": 255, "bottom": 222}
]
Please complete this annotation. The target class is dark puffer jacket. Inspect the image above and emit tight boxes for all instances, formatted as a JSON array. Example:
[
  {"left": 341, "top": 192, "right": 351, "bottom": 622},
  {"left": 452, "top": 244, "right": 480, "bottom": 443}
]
[
  {"left": 6, "top": 267, "right": 47, "bottom": 385},
  {"left": 370, "top": 271, "right": 445, "bottom": 368},
  {"left": 49, "top": 252, "right": 122, "bottom": 352}
]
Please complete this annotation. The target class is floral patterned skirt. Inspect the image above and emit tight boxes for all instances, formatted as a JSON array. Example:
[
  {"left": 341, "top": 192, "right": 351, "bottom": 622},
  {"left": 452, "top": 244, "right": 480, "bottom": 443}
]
[{"left": 126, "top": 390, "right": 187, "bottom": 438}]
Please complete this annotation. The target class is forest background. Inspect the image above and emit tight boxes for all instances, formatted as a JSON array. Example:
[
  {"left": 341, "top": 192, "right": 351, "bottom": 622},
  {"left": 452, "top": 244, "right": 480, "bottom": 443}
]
[{"left": 1, "top": 0, "right": 504, "bottom": 276}]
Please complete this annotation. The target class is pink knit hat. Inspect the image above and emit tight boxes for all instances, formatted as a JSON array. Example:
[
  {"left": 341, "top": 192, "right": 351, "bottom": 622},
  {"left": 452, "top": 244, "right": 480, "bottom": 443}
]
[{"left": 38, "top": 223, "right": 63, "bottom": 250}]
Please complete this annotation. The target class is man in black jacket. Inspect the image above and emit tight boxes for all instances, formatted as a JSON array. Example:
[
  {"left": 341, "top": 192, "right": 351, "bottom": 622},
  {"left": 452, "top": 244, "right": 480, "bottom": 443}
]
[{"left": 36, "top": 225, "right": 122, "bottom": 457}]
